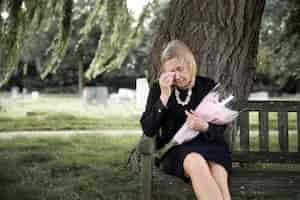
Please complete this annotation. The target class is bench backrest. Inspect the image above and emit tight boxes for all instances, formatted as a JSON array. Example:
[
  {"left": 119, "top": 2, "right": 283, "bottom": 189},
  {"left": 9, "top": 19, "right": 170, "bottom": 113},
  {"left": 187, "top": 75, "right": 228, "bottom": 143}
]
[{"left": 231, "top": 100, "right": 300, "bottom": 164}]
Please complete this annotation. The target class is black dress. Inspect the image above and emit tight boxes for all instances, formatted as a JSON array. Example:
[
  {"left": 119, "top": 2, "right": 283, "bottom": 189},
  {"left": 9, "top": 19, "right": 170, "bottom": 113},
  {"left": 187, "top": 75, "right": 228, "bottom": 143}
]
[{"left": 140, "top": 75, "right": 232, "bottom": 182}]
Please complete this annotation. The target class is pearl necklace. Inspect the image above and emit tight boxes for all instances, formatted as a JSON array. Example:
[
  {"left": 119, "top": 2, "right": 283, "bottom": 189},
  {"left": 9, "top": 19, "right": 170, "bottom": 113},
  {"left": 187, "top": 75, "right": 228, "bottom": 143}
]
[{"left": 175, "top": 87, "right": 192, "bottom": 106}]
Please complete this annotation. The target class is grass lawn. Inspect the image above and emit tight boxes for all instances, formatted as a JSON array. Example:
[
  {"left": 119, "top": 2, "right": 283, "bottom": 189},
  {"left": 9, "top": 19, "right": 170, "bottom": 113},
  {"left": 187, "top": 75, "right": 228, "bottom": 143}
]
[
  {"left": 1, "top": 93, "right": 299, "bottom": 132},
  {"left": 0, "top": 113, "right": 140, "bottom": 131},
  {"left": 0, "top": 134, "right": 141, "bottom": 200},
  {"left": 0, "top": 111, "right": 298, "bottom": 132},
  {"left": 0, "top": 93, "right": 141, "bottom": 131},
  {"left": 0, "top": 133, "right": 299, "bottom": 200}
]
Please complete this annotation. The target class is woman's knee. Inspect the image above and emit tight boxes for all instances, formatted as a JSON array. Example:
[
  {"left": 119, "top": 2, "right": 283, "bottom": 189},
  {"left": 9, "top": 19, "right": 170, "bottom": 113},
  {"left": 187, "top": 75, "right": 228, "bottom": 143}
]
[
  {"left": 209, "top": 161, "right": 228, "bottom": 180},
  {"left": 183, "top": 152, "right": 209, "bottom": 176}
]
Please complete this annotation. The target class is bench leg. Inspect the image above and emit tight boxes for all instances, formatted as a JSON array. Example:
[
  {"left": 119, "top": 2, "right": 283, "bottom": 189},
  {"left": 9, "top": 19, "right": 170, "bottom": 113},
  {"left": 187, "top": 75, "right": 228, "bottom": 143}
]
[{"left": 141, "top": 154, "right": 153, "bottom": 200}]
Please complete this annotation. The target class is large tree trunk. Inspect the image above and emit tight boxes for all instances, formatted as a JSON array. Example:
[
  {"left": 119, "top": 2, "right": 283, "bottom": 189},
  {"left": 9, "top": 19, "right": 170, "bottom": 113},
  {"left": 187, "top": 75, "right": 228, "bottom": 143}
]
[{"left": 149, "top": 0, "right": 265, "bottom": 100}]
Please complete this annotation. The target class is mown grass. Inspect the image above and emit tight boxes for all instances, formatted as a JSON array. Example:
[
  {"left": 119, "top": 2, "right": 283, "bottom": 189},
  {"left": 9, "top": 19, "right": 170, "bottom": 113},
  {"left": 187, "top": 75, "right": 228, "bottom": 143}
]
[
  {"left": 0, "top": 93, "right": 141, "bottom": 131},
  {"left": 0, "top": 135, "right": 141, "bottom": 200},
  {"left": 1, "top": 93, "right": 299, "bottom": 132},
  {"left": 0, "top": 109, "right": 298, "bottom": 132},
  {"left": 0, "top": 133, "right": 299, "bottom": 200},
  {"left": 0, "top": 113, "right": 140, "bottom": 131}
]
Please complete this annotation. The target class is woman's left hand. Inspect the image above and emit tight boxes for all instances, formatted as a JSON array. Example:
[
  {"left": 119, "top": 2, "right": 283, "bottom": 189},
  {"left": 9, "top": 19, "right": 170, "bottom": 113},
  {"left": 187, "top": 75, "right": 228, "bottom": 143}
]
[{"left": 185, "top": 110, "right": 209, "bottom": 132}]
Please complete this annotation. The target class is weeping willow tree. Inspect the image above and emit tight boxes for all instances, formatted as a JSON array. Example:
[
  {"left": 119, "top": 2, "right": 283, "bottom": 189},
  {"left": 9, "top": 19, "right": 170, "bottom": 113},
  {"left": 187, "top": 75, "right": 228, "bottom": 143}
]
[
  {"left": 85, "top": 0, "right": 152, "bottom": 79},
  {"left": 0, "top": 0, "right": 155, "bottom": 87},
  {"left": 0, "top": 0, "right": 73, "bottom": 86}
]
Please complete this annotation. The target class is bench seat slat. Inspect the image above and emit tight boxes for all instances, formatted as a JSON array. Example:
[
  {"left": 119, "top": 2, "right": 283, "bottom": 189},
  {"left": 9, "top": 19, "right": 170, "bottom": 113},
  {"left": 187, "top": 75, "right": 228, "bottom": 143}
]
[
  {"left": 232, "top": 151, "right": 300, "bottom": 163},
  {"left": 298, "top": 111, "right": 300, "bottom": 152},
  {"left": 230, "top": 168, "right": 300, "bottom": 199},
  {"left": 151, "top": 167, "right": 300, "bottom": 200}
]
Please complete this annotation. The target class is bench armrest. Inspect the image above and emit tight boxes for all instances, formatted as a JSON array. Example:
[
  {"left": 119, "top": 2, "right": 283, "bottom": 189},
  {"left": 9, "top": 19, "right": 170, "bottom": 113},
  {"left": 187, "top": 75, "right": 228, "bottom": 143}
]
[{"left": 138, "top": 136, "right": 155, "bottom": 155}]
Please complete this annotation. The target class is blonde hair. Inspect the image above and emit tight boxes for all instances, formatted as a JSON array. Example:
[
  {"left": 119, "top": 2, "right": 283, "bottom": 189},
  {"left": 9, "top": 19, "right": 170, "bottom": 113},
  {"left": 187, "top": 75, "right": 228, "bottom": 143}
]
[{"left": 160, "top": 40, "right": 197, "bottom": 77}]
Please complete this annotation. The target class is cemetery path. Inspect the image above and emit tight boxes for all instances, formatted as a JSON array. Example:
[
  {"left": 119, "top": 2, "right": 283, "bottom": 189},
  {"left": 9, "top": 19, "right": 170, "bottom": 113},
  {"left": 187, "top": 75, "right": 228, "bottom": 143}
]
[
  {"left": 0, "top": 130, "right": 142, "bottom": 140},
  {"left": 0, "top": 129, "right": 297, "bottom": 140}
]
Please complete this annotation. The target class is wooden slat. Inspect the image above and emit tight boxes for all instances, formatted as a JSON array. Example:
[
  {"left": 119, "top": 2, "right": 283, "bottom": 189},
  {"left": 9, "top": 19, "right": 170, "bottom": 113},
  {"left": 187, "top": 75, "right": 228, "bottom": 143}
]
[
  {"left": 152, "top": 166, "right": 300, "bottom": 200},
  {"left": 239, "top": 112, "right": 249, "bottom": 152},
  {"left": 232, "top": 152, "right": 300, "bottom": 164},
  {"left": 298, "top": 112, "right": 300, "bottom": 153},
  {"left": 230, "top": 168, "right": 300, "bottom": 199},
  {"left": 232, "top": 101, "right": 300, "bottom": 112},
  {"left": 230, "top": 119, "right": 238, "bottom": 152},
  {"left": 138, "top": 136, "right": 155, "bottom": 155},
  {"left": 259, "top": 111, "right": 269, "bottom": 152},
  {"left": 278, "top": 112, "right": 289, "bottom": 152}
]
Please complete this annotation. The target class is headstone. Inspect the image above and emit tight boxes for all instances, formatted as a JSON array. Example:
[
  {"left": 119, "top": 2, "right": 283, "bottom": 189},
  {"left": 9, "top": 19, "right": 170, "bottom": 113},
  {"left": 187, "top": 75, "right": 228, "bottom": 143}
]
[
  {"left": 82, "top": 86, "right": 109, "bottom": 105},
  {"left": 248, "top": 91, "right": 269, "bottom": 100},
  {"left": 31, "top": 91, "right": 39, "bottom": 100},
  {"left": 11, "top": 87, "right": 21, "bottom": 99},
  {"left": 118, "top": 88, "right": 135, "bottom": 102},
  {"left": 11, "top": 86, "right": 19, "bottom": 99},
  {"left": 109, "top": 93, "right": 121, "bottom": 104},
  {"left": 22, "top": 88, "right": 28, "bottom": 95},
  {"left": 136, "top": 78, "right": 149, "bottom": 110}
]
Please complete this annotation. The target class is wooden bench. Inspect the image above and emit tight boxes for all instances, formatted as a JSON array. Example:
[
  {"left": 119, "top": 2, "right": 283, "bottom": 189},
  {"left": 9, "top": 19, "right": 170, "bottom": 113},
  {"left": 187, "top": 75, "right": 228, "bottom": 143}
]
[{"left": 139, "top": 100, "right": 300, "bottom": 200}]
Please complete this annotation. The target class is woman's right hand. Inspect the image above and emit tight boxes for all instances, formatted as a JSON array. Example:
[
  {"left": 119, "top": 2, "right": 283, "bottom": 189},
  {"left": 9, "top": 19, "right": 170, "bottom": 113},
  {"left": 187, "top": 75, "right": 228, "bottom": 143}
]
[{"left": 159, "top": 72, "right": 174, "bottom": 106}]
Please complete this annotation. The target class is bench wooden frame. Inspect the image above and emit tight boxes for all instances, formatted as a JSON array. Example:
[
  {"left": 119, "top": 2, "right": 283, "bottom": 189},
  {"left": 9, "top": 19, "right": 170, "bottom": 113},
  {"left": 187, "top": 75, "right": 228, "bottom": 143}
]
[{"left": 139, "top": 100, "right": 300, "bottom": 200}]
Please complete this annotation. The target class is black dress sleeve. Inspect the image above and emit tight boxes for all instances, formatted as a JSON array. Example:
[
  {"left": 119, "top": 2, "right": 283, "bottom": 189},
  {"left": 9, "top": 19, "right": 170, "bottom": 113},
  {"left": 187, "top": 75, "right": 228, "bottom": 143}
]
[{"left": 140, "top": 82, "right": 168, "bottom": 137}]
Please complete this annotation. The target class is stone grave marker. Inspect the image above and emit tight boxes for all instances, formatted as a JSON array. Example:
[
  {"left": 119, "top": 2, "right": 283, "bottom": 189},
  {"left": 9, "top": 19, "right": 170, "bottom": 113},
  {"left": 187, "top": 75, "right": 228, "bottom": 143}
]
[
  {"left": 11, "top": 86, "right": 19, "bottom": 99},
  {"left": 31, "top": 91, "right": 40, "bottom": 100},
  {"left": 82, "top": 86, "right": 109, "bottom": 105},
  {"left": 136, "top": 78, "right": 149, "bottom": 111}
]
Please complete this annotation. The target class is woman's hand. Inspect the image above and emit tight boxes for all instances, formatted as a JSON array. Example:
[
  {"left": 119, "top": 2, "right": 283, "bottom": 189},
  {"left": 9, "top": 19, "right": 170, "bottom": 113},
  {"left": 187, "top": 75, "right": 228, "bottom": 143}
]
[
  {"left": 159, "top": 72, "right": 175, "bottom": 106},
  {"left": 185, "top": 110, "right": 209, "bottom": 132}
]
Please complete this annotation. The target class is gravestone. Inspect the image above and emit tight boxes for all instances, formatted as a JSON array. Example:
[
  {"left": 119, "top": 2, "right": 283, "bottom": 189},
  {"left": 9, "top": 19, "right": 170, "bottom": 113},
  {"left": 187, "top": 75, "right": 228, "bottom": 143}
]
[
  {"left": 31, "top": 91, "right": 39, "bottom": 100},
  {"left": 118, "top": 88, "right": 135, "bottom": 102},
  {"left": 136, "top": 78, "right": 149, "bottom": 111},
  {"left": 109, "top": 93, "right": 121, "bottom": 104},
  {"left": 11, "top": 86, "right": 19, "bottom": 99},
  {"left": 82, "top": 86, "right": 109, "bottom": 105},
  {"left": 22, "top": 88, "right": 28, "bottom": 95}
]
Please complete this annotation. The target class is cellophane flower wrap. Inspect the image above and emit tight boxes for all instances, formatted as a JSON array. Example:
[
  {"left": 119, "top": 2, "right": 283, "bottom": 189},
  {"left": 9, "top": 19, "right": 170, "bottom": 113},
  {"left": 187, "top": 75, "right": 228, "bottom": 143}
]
[
  {"left": 173, "top": 83, "right": 239, "bottom": 144},
  {"left": 156, "top": 83, "right": 239, "bottom": 159}
]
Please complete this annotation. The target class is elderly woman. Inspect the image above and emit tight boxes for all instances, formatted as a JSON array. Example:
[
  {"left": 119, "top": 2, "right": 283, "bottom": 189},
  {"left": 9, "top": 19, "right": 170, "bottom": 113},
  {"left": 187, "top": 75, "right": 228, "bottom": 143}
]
[{"left": 140, "top": 40, "right": 232, "bottom": 200}]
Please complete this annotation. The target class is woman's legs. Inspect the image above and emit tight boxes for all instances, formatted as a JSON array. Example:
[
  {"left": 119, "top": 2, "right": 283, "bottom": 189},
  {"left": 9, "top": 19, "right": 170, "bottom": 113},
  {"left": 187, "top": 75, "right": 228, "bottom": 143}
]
[
  {"left": 183, "top": 153, "right": 223, "bottom": 200},
  {"left": 208, "top": 161, "right": 231, "bottom": 200}
]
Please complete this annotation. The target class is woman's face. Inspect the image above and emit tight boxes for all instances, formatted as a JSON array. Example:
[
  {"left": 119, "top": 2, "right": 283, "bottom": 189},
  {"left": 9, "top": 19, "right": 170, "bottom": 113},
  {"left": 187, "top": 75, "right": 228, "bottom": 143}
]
[{"left": 163, "top": 57, "right": 193, "bottom": 89}]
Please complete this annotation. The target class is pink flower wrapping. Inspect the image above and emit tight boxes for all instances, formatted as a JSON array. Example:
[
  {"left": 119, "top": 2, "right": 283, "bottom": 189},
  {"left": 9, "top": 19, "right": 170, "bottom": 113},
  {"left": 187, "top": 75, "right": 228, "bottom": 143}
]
[{"left": 173, "top": 84, "right": 239, "bottom": 144}]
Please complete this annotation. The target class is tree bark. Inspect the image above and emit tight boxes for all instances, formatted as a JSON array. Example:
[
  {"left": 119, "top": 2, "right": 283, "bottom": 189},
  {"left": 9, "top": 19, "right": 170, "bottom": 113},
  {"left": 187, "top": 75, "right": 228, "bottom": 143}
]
[
  {"left": 149, "top": 0, "right": 265, "bottom": 100},
  {"left": 78, "top": 61, "right": 84, "bottom": 95}
]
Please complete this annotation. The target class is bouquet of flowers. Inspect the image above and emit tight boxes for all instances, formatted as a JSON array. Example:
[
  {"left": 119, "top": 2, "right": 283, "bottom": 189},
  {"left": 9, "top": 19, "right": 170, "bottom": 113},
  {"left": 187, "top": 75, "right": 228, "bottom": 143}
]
[{"left": 156, "top": 83, "right": 239, "bottom": 158}]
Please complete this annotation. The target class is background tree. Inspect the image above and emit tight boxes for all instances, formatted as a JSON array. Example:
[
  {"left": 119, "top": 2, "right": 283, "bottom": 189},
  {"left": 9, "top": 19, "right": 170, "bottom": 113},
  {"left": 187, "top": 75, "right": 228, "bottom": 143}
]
[
  {"left": 0, "top": 0, "right": 156, "bottom": 89},
  {"left": 258, "top": 0, "right": 300, "bottom": 93}
]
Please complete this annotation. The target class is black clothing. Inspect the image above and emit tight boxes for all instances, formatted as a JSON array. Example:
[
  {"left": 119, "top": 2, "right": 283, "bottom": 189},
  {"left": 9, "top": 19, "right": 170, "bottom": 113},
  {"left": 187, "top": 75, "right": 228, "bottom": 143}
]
[{"left": 140, "top": 76, "right": 232, "bottom": 181}]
